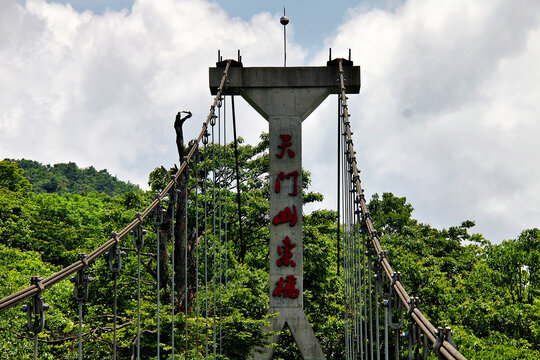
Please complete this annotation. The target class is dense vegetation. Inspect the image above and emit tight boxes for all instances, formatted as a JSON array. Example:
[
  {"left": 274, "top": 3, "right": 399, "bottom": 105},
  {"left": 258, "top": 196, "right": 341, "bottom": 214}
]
[
  {"left": 0, "top": 136, "right": 539, "bottom": 359},
  {"left": 9, "top": 159, "right": 139, "bottom": 196}
]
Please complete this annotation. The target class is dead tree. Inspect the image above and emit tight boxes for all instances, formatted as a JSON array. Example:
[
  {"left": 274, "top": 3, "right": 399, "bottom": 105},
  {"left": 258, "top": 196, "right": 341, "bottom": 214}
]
[{"left": 173, "top": 111, "right": 198, "bottom": 311}]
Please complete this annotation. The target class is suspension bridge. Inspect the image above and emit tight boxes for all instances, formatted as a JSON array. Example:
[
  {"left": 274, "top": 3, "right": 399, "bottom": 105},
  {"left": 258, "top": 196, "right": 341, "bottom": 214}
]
[{"left": 0, "top": 52, "right": 467, "bottom": 360}]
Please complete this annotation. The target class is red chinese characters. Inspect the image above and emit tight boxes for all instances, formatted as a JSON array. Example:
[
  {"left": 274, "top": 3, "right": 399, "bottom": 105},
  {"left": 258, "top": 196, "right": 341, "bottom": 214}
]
[
  {"left": 272, "top": 205, "right": 297, "bottom": 227},
  {"left": 276, "top": 134, "right": 295, "bottom": 159},
  {"left": 275, "top": 171, "right": 299, "bottom": 196},
  {"left": 277, "top": 236, "right": 296, "bottom": 267},
  {"left": 272, "top": 134, "right": 300, "bottom": 300},
  {"left": 272, "top": 275, "right": 299, "bottom": 299}
]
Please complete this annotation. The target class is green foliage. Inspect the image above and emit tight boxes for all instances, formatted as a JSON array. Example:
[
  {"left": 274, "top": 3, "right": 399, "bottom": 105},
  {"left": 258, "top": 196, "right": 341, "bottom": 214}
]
[
  {"left": 2, "top": 146, "right": 540, "bottom": 359},
  {"left": 0, "top": 159, "right": 32, "bottom": 193},
  {"left": 10, "top": 159, "right": 140, "bottom": 196}
]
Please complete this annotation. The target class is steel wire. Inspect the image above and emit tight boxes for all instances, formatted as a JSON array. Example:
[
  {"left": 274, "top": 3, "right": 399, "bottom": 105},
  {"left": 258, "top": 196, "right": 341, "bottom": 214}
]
[
  {"left": 185, "top": 179, "right": 189, "bottom": 358},
  {"left": 195, "top": 150, "right": 200, "bottom": 359}
]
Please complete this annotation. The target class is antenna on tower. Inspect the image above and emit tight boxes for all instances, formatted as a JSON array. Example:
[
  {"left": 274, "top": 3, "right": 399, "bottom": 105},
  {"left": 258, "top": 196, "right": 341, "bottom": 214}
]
[{"left": 280, "top": 7, "right": 289, "bottom": 67}]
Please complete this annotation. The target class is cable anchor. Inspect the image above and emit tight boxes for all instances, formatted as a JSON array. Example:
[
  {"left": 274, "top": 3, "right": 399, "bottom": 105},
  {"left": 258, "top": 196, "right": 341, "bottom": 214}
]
[
  {"left": 108, "top": 232, "right": 125, "bottom": 273},
  {"left": 202, "top": 127, "right": 209, "bottom": 145},
  {"left": 407, "top": 297, "right": 421, "bottom": 318},
  {"left": 70, "top": 253, "right": 93, "bottom": 302},
  {"left": 388, "top": 272, "right": 404, "bottom": 330},
  {"left": 154, "top": 195, "right": 166, "bottom": 227},
  {"left": 433, "top": 327, "right": 445, "bottom": 359},
  {"left": 21, "top": 276, "right": 49, "bottom": 335},
  {"left": 130, "top": 213, "right": 147, "bottom": 250}
]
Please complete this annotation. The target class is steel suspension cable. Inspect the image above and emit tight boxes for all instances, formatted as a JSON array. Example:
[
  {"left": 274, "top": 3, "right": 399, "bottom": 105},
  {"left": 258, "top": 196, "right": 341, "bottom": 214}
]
[
  {"left": 185, "top": 174, "right": 189, "bottom": 358},
  {"left": 218, "top": 95, "right": 225, "bottom": 355},
  {"left": 224, "top": 100, "right": 230, "bottom": 300},
  {"left": 203, "top": 137, "right": 209, "bottom": 360},
  {"left": 337, "top": 96, "right": 341, "bottom": 279},
  {"left": 231, "top": 95, "right": 244, "bottom": 259},
  {"left": 223, "top": 96, "right": 229, "bottom": 357},
  {"left": 211, "top": 104, "right": 218, "bottom": 359},
  {"left": 131, "top": 214, "right": 145, "bottom": 360},
  {"left": 113, "top": 263, "right": 118, "bottom": 360},
  {"left": 171, "top": 189, "right": 176, "bottom": 358},
  {"left": 342, "top": 114, "right": 353, "bottom": 360},
  {"left": 346, "top": 148, "right": 353, "bottom": 359},
  {"left": 195, "top": 149, "right": 200, "bottom": 359},
  {"left": 154, "top": 198, "right": 163, "bottom": 359},
  {"left": 108, "top": 234, "right": 122, "bottom": 360},
  {"left": 336, "top": 59, "right": 466, "bottom": 360},
  {"left": 351, "top": 162, "right": 360, "bottom": 357},
  {"left": 217, "top": 96, "right": 223, "bottom": 355}
]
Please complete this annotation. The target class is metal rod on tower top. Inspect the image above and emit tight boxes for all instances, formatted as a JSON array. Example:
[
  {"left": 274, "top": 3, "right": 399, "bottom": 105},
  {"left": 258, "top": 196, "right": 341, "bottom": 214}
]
[{"left": 280, "top": 7, "right": 289, "bottom": 67}]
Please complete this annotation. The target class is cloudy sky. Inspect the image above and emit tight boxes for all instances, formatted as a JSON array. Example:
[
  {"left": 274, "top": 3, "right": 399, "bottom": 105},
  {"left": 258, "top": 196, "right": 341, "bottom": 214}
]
[{"left": 2, "top": 0, "right": 539, "bottom": 243}]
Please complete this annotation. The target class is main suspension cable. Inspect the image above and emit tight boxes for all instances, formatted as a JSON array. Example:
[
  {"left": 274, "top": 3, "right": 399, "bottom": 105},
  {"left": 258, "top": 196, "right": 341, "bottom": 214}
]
[{"left": 336, "top": 58, "right": 466, "bottom": 360}]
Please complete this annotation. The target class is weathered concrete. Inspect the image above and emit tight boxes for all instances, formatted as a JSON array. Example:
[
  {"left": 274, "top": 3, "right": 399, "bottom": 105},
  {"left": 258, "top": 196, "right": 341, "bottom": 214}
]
[
  {"left": 209, "top": 61, "right": 360, "bottom": 359},
  {"left": 210, "top": 65, "right": 360, "bottom": 120}
]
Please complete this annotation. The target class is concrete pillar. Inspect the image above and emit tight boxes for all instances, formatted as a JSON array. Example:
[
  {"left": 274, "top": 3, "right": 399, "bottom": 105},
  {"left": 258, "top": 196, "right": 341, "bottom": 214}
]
[{"left": 210, "top": 61, "right": 360, "bottom": 359}]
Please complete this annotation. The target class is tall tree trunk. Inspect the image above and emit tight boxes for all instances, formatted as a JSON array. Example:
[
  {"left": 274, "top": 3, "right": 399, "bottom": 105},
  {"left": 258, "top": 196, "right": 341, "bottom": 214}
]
[{"left": 173, "top": 111, "right": 197, "bottom": 311}]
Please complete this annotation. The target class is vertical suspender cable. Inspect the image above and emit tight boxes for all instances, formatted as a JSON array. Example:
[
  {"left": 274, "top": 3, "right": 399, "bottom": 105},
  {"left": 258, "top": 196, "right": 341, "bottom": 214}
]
[
  {"left": 223, "top": 96, "right": 229, "bottom": 357},
  {"left": 78, "top": 300, "right": 83, "bottom": 359},
  {"left": 358, "top": 211, "right": 365, "bottom": 358},
  {"left": 218, "top": 96, "right": 225, "bottom": 355},
  {"left": 156, "top": 202, "right": 161, "bottom": 359},
  {"left": 33, "top": 332, "right": 38, "bottom": 360},
  {"left": 108, "top": 235, "right": 121, "bottom": 360},
  {"left": 384, "top": 300, "right": 389, "bottom": 360},
  {"left": 337, "top": 96, "right": 341, "bottom": 278},
  {"left": 348, "top": 152, "right": 356, "bottom": 358},
  {"left": 225, "top": 99, "right": 230, "bottom": 294},
  {"left": 363, "top": 213, "right": 369, "bottom": 358},
  {"left": 352, "top": 177, "right": 359, "bottom": 356},
  {"left": 345, "top": 146, "right": 351, "bottom": 360},
  {"left": 171, "top": 196, "right": 176, "bottom": 358},
  {"left": 185, "top": 174, "right": 189, "bottom": 358},
  {"left": 231, "top": 96, "right": 243, "bottom": 257},
  {"left": 339, "top": 106, "right": 347, "bottom": 359},
  {"left": 195, "top": 150, "right": 200, "bottom": 359},
  {"left": 204, "top": 139, "right": 209, "bottom": 360},
  {"left": 133, "top": 217, "right": 145, "bottom": 360},
  {"left": 376, "top": 269, "right": 381, "bottom": 360},
  {"left": 343, "top": 116, "right": 352, "bottom": 360},
  {"left": 344, "top": 144, "right": 350, "bottom": 359},
  {"left": 217, "top": 97, "right": 222, "bottom": 355},
  {"left": 349, "top": 173, "right": 360, "bottom": 354},
  {"left": 369, "top": 242, "right": 374, "bottom": 360},
  {"left": 211, "top": 109, "right": 217, "bottom": 359},
  {"left": 137, "top": 243, "right": 141, "bottom": 360},
  {"left": 113, "top": 266, "right": 118, "bottom": 360}
]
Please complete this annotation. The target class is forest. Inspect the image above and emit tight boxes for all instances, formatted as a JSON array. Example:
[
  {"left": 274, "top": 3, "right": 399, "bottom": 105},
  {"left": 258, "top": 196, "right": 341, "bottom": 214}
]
[{"left": 1, "top": 135, "right": 540, "bottom": 359}]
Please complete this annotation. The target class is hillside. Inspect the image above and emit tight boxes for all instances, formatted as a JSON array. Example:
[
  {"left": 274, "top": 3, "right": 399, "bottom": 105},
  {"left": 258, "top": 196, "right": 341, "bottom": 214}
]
[{"left": 9, "top": 159, "right": 140, "bottom": 196}]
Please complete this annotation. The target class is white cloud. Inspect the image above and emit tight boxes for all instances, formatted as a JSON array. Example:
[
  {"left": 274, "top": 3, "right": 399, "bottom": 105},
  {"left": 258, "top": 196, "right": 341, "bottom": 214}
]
[
  {"left": 2, "top": 0, "right": 540, "bottom": 243},
  {"left": 304, "top": 0, "right": 540, "bottom": 242},
  {"left": 0, "top": 0, "right": 305, "bottom": 186}
]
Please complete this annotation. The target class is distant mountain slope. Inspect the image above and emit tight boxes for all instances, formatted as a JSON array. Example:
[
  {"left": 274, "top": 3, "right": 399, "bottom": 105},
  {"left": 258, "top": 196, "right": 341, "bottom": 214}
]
[{"left": 9, "top": 159, "right": 140, "bottom": 196}]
